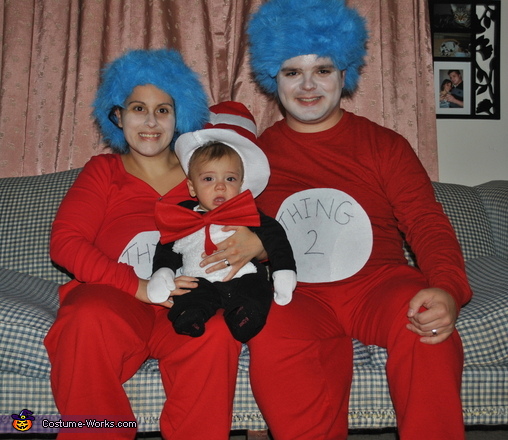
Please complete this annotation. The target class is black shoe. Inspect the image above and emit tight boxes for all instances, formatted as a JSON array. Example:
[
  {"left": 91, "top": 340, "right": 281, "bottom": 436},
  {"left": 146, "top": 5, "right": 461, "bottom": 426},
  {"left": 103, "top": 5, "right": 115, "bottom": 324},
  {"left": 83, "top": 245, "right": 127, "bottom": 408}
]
[
  {"left": 171, "top": 309, "right": 206, "bottom": 337},
  {"left": 225, "top": 306, "right": 265, "bottom": 343}
]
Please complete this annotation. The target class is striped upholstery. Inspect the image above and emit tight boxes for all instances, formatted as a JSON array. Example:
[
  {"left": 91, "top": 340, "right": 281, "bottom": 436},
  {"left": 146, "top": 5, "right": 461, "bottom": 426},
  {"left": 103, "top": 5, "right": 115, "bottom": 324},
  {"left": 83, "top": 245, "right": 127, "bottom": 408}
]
[
  {"left": 432, "top": 181, "right": 496, "bottom": 261},
  {"left": 1, "top": 171, "right": 507, "bottom": 432},
  {"left": 475, "top": 181, "right": 508, "bottom": 260},
  {"left": 0, "top": 169, "right": 80, "bottom": 284}
]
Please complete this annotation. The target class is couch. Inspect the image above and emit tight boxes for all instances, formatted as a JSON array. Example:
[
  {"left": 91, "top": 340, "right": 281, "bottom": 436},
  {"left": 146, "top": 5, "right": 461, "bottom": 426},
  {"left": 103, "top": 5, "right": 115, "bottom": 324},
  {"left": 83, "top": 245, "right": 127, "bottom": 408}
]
[{"left": 1, "top": 168, "right": 507, "bottom": 435}]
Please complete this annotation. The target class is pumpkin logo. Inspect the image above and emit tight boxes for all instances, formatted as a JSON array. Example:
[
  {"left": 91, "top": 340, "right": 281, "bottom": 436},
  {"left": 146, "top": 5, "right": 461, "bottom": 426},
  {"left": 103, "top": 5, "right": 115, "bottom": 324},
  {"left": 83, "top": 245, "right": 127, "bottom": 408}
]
[{"left": 11, "top": 409, "right": 35, "bottom": 432}]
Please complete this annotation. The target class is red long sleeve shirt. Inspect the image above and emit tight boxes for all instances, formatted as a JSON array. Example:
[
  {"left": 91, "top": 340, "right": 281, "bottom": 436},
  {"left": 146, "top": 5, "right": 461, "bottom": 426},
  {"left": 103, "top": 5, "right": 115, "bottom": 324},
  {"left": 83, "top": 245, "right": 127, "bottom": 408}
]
[
  {"left": 50, "top": 154, "right": 189, "bottom": 300},
  {"left": 256, "top": 111, "right": 472, "bottom": 308}
]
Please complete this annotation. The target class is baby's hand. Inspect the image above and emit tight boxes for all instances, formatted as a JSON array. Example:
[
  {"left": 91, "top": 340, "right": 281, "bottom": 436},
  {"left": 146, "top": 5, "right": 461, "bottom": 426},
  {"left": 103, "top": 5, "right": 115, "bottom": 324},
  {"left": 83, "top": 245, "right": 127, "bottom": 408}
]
[
  {"left": 272, "top": 270, "right": 297, "bottom": 306},
  {"left": 147, "top": 268, "right": 176, "bottom": 303}
]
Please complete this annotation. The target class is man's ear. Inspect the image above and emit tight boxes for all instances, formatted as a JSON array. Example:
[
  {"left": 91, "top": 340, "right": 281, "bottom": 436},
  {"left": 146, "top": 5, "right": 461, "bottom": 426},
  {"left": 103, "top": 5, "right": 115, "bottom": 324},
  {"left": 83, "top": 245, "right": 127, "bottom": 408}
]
[
  {"left": 187, "top": 179, "right": 197, "bottom": 197},
  {"left": 340, "top": 70, "right": 347, "bottom": 96},
  {"left": 341, "top": 70, "right": 346, "bottom": 86}
]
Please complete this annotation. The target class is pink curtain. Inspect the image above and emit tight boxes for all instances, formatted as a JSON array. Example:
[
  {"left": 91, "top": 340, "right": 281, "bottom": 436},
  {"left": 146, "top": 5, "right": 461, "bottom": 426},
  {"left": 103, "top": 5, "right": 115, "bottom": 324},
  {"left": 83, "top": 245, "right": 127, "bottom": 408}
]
[{"left": 0, "top": 0, "right": 437, "bottom": 180}]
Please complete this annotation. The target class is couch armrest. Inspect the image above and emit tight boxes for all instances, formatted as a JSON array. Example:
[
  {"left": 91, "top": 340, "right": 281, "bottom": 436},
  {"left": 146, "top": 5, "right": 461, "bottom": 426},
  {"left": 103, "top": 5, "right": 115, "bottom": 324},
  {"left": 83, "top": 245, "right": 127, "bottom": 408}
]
[
  {"left": 432, "top": 181, "right": 496, "bottom": 261},
  {"left": 475, "top": 181, "right": 508, "bottom": 260},
  {"left": 0, "top": 169, "right": 81, "bottom": 283}
]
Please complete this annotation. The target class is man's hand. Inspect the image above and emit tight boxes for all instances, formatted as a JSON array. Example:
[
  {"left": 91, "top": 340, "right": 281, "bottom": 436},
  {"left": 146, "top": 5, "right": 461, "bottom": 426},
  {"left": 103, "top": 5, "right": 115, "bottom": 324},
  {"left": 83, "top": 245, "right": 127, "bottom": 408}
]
[
  {"left": 445, "top": 94, "right": 464, "bottom": 107},
  {"left": 406, "top": 287, "right": 458, "bottom": 344}
]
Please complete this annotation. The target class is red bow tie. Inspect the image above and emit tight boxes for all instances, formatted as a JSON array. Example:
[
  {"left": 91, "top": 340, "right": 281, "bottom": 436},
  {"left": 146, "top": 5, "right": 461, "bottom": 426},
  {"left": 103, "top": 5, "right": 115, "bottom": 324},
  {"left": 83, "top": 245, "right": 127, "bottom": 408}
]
[{"left": 155, "top": 190, "right": 260, "bottom": 255}]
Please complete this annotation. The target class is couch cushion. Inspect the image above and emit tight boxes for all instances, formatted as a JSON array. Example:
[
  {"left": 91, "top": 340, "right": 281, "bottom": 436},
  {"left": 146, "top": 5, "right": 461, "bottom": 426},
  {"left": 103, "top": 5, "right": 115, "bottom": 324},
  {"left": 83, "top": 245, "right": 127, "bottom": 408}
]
[
  {"left": 475, "top": 181, "right": 508, "bottom": 260},
  {"left": 432, "top": 182, "right": 496, "bottom": 261},
  {"left": 0, "top": 268, "right": 59, "bottom": 379},
  {"left": 1, "top": 267, "right": 373, "bottom": 384},
  {"left": 0, "top": 169, "right": 80, "bottom": 284}
]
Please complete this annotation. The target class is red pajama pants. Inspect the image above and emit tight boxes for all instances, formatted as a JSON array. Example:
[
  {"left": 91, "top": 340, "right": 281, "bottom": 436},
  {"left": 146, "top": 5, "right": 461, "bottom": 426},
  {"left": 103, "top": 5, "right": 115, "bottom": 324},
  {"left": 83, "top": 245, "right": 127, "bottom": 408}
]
[
  {"left": 44, "top": 284, "right": 241, "bottom": 440},
  {"left": 247, "top": 265, "right": 465, "bottom": 440}
]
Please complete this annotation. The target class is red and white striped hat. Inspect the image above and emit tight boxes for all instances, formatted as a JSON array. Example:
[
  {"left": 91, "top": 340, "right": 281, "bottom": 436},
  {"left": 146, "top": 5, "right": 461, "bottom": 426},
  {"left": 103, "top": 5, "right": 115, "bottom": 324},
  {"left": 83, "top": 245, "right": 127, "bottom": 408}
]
[{"left": 175, "top": 101, "right": 270, "bottom": 198}]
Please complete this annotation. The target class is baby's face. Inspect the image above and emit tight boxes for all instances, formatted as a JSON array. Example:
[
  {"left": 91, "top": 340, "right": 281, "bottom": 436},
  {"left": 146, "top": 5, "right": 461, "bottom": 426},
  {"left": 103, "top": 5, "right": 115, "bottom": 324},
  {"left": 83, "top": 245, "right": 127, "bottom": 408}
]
[{"left": 187, "top": 154, "right": 243, "bottom": 212}]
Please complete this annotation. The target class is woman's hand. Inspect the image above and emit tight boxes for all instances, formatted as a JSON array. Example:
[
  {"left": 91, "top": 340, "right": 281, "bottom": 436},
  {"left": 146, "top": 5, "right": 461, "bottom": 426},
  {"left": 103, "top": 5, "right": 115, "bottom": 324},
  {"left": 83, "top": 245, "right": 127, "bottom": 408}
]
[
  {"left": 136, "top": 276, "right": 197, "bottom": 307},
  {"left": 172, "top": 275, "right": 199, "bottom": 296},
  {"left": 200, "top": 226, "right": 267, "bottom": 281}
]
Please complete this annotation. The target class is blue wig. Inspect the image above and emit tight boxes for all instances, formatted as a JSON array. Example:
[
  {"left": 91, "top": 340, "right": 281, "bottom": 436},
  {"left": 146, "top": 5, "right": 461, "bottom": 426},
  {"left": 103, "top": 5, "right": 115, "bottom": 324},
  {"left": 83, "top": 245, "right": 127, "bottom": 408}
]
[
  {"left": 247, "top": 0, "right": 368, "bottom": 95},
  {"left": 93, "top": 49, "right": 209, "bottom": 153}
]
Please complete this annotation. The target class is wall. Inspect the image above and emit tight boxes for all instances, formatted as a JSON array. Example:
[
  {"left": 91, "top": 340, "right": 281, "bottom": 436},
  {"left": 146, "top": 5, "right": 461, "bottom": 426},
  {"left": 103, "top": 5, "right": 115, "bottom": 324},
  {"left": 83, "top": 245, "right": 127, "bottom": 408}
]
[{"left": 437, "top": 1, "right": 507, "bottom": 185}]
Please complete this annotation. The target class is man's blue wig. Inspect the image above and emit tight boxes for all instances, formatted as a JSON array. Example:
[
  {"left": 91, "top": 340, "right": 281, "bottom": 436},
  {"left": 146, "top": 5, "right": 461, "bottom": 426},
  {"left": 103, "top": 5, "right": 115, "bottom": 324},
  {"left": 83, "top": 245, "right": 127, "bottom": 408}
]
[
  {"left": 247, "top": 0, "right": 368, "bottom": 95},
  {"left": 93, "top": 49, "right": 209, "bottom": 153}
]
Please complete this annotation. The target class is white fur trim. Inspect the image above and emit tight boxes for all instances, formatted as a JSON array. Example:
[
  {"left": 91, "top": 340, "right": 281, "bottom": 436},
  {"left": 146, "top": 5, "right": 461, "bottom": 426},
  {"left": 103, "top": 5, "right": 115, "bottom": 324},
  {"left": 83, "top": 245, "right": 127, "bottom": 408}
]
[
  {"left": 174, "top": 225, "right": 257, "bottom": 282},
  {"left": 209, "top": 112, "right": 257, "bottom": 136}
]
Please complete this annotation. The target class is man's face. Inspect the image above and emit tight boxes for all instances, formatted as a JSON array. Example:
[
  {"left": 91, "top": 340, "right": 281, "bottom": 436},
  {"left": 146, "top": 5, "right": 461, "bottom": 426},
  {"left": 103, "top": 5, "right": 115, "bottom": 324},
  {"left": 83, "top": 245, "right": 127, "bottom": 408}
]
[
  {"left": 276, "top": 55, "right": 345, "bottom": 133},
  {"left": 449, "top": 71, "right": 462, "bottom": 86}
]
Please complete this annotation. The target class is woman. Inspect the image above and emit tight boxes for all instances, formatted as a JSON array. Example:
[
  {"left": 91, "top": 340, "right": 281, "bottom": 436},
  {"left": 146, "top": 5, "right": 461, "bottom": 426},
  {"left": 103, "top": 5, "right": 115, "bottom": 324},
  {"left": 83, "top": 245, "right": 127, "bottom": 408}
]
[
  {"left": 439, "top": 78, "right": 453, "bottom": 108},
  {"left": 44, "top": 49, "right": 263, "bottom": 440}
]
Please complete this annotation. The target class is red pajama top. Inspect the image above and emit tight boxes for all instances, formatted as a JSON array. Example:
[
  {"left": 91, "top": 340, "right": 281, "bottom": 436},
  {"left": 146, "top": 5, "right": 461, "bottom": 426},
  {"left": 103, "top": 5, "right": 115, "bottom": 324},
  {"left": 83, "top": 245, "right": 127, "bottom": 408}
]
[
  {"left": 50, "top": 154, "right": 189, "bottom": 300},
  {"left": 255, "top": 111, "right": 472, "bottom": 308}
]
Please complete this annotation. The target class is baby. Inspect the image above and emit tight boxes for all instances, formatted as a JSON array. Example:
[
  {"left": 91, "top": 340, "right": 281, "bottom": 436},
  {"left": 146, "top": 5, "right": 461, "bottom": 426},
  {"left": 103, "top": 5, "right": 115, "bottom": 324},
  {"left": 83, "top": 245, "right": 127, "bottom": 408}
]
[{"left": 148, "top": 101, "right": 296, "bottom": 342}]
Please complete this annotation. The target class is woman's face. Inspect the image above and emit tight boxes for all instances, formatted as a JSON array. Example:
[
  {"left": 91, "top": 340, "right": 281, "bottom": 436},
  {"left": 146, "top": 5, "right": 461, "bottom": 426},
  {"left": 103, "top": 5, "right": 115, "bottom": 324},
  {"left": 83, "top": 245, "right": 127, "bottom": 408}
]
[
  {"left": 444, "top": 82, "right": 452, "bottom": 92},
  {"left": 116, "top": 84, "right": 175, "bottom": 158}
]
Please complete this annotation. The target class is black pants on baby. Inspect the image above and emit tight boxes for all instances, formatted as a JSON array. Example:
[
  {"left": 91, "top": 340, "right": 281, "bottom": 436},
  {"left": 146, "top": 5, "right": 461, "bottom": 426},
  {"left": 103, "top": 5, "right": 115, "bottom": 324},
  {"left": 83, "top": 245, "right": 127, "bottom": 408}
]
[{"left": 168, "top": 269, "right": 273, "bottom": 343}]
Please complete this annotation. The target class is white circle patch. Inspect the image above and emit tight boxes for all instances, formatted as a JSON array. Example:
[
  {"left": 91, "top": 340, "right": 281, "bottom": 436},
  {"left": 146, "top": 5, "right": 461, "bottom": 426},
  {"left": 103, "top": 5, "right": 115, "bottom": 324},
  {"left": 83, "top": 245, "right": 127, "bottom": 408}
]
[
  {"left": 118, "top": 230, "right": 160, "bottom": 280},
  {"left": 276, "top": 188, "right": 372, "bottom": 283}
]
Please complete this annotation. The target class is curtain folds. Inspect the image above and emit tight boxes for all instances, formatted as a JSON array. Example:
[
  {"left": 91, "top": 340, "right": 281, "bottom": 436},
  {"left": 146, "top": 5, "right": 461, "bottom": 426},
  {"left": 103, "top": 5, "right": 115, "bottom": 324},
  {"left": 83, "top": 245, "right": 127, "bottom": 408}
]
[{"left": 0, "top": 0, "right": 437, "bottom": 180}]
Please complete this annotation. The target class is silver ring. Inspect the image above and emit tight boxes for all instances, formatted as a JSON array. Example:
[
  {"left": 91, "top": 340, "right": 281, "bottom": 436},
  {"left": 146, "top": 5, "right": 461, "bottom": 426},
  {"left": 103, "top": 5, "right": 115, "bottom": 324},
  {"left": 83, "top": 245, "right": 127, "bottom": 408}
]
[
  {"left": 431, "top": 329, "right": 438, "bottom": 337},
  {"left": 224, "top": 259, "right": 230, "bottom": 267}
]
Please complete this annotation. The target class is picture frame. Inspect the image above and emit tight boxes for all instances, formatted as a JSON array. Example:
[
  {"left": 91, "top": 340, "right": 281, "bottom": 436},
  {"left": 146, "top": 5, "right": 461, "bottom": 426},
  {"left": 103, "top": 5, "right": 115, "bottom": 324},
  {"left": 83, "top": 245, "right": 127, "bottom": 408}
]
[
  {"left": 429, "top": 0, "right": 501, "bottom": 119},
  {"left": 434, "top": 61, "right": 471, "bottom": 115}
]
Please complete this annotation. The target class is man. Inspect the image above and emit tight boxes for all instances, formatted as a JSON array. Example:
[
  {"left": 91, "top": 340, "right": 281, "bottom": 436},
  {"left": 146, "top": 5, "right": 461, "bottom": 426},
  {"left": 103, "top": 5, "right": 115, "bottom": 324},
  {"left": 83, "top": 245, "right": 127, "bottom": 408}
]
[
  {"left": 245, "top": 1, "right": 472, "bottom": 439},
  {"left": 448, "top": 69, "right": 464, "bottom": 107}
]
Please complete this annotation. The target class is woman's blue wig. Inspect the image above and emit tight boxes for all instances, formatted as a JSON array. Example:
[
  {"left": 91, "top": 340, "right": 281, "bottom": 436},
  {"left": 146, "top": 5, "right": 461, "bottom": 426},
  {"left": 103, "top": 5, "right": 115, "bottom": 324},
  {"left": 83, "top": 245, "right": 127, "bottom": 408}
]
[
  {"left": 93, "top": 49, "right": 209, "bottom": 153},
  {"left": 247, "top": 0, "right": 368, "bottom": 95}
]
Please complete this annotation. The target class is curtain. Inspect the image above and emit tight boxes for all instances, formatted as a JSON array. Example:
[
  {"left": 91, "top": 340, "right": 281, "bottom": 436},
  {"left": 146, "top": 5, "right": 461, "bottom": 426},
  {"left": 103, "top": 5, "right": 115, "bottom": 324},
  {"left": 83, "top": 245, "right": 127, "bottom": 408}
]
[{"left": 0, "top": 0, "right": 437, "bottom": 180}]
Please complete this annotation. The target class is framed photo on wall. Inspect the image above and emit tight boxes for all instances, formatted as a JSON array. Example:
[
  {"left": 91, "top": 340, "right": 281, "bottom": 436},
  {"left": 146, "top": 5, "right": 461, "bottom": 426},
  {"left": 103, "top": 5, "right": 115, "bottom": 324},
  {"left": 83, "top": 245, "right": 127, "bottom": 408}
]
[
  {"left": 429, "top": 0, "right": 501, "bottom": 119},
  {"left": 434, "top": 61, "right": 471, "bottom": 115}
]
